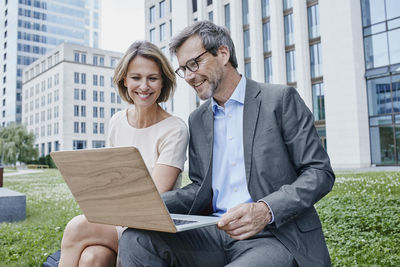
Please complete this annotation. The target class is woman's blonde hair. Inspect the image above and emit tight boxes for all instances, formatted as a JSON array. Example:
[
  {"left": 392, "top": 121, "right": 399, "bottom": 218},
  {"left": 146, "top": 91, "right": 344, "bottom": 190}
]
[{"left": 113, "top": 41, "right": 176, "bottom": 104}]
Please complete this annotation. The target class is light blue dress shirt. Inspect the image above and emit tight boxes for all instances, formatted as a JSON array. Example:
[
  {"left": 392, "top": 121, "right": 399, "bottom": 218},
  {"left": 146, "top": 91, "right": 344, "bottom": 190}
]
[{"left": 211, "top": 76, "right": 253, "bottom": 216}]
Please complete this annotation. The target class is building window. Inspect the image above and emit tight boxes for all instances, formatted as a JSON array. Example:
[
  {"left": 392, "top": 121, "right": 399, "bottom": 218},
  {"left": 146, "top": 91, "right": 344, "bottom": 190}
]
[
  {"left": 308, "top": 4, "right": 320, "bottom": 39},
  {"left": 207, "top": 0, "right": 213, "bottom": 5},
  {"left": 99, "top": 56, "right": 104, "bottom": 66},
  {"left": 242, "top": 0, "right": 249, "bottom": 25},
  {"left": 93, "top": 122, "right": 98, "bottom": 134},
  {"left": 264, "top": 57, "right": 272, "bottom": 83},
  {"left": 81, "top": 106, "right": 86, "bottom": 117},
  {"left": 100, "top": 91, "right": 104, "bottom": 102},
  {"left": 73, "top": 140, "right": 87, "bottom": 150},
  {"left": 93, "top": 106, "right": 98, "bottom": 117},
  {"left": 149, "top": 5, "right": 155, "bottom": 23},
  {"left": 243, "top": 29, "right": 250, "bottom": 58},
  {"left": 160, "top": 23, "right": 166, "bottom": 41},
  {"left": 81, "top": 73, "right": 86, "bottom": 84},
  {"left": 283, "top": 0, "right": 293, "bottom": 10},
  {"left": 99, "top": 123, "right": 104, "bottom": 134},
  {"left": 111, "top": 108, "right": 116, "bottom": 116},
  {"left": 93, "top": 55, "right": 98, "bottom": 65},
  {"left": 81, "top": 89, "right": 86, "bottom": 100},
  {"left": 93, "top": 74, "right": 98, "bottom": 86},
  {"left": 100, "top": 107, "right": 104, "bottom": 118},
  {"left": 111, "top": 92, "right": 116, "bottom": 103},
  {"left": 286, "top": 50, "right": 296, "bottom": 83},
  {"left": 192, "top": 0, "right": 197, "bottom": 13},
  {"left": 312, "top": 83, "right": 325, "bottom": 121},
  {"left": 81, "top": 122, "right": 86, "bottom": 133},
  {"left": 310, "top": 43, "right": 323, "bottom": 78},
  {"left": 284, "top": 14, "right": 294, "bottom": 46},
  {"left": 74, "top": 122, "right": 79, "bottom": 133},
  {"left": 262, "top": 0, "right": 270, "bottom": 18},
  {"left": 81, "top": 54, "right": 86, "bottom": 64},
  {"left": 100, "top": 75, "right": 104, "bottom": 87},
  {"left": 74, "top": 52, "right": 79, "bottom": 62},
  {"left": 208, "top": 11, "right": 213, "bottom": 22},
  {"left": 224, "top": 4, "right": 230, "bottom": 31},
  {"left": 74, "top": 88, "right": 79, "bottom": 100},
  {"left": 160, "top": 0, "right": 166, "bottom": 18},
  {"left": 93, "top": 91, "right": 98, "bottom": 102},
  {"left": 245, "top": 62, "right": 251, "bottom": 78},
  {"left": 263, "top": 22, "right": 271, "bottom": 53},
  {"left": 150, "top": 28, "right": 155, "bottom": 43},
  {"left": 74, "top": 105, "right": 79, "bottom": 116},
  {"left": 74, "top": 72, "right": 79, "bottom": 83},
  {"left": 92, "top": 140, "right": 105, "bottom": 148}
]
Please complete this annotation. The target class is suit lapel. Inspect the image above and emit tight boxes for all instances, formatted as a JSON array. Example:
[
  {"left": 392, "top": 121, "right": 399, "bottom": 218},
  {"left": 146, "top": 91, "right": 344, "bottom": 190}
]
[{"left": 243, "top": 79, "right": 261, "bottom": 184}]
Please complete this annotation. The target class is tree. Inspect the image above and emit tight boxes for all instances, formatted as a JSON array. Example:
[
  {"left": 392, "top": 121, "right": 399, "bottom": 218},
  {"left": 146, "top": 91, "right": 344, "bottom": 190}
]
[{"left": 0, "top": 123, "right": 38, "bottom": 166}]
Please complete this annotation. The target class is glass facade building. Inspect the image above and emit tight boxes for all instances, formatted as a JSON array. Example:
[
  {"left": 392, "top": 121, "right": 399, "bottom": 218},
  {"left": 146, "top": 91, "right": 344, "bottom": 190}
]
[
  {"left": 1, "top": 0, "right": 101, "bottom": 126},
  {"left": 361, "top": 0, "right": 400, "bottom": 165}
]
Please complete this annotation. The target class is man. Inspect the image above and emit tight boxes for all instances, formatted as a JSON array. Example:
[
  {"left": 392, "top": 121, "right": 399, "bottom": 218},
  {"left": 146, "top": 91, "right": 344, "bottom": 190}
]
[{"left": 119, "top": 21, "right": 335, "bottom": 267}]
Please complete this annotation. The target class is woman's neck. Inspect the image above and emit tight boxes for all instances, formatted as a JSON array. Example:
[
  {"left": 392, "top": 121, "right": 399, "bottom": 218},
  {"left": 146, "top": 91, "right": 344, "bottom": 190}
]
[{"left": 128, "top": 103, "right": 169, "bottom": 128}]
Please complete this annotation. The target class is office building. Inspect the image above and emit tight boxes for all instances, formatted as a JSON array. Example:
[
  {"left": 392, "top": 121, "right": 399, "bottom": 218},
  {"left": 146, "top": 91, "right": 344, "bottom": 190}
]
[
  {"left": 144, "top": 0, "right": 400, "bottom": 167},
  {"left": 1, "top": 0, "right": 101, "bottom": 126},
  {"left": 22, "top": 43, "right": 126, "bottom": 156}
]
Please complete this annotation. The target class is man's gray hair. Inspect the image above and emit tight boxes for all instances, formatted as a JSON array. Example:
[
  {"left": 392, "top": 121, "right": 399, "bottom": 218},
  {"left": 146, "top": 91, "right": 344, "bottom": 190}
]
[{"left": 169, "top": 21, "right": 238, "bottom": 69}]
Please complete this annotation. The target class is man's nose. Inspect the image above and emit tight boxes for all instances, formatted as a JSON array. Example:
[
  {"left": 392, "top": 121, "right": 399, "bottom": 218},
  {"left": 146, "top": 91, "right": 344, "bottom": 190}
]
[{"left": 184, "top": 68, "right": 195, "bottom": 82}]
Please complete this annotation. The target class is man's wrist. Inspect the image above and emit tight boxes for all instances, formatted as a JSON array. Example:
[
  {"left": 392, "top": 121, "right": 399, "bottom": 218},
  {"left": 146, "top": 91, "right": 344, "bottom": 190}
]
[{"left": 257, "top": 200, "right": 274, "bottom": 224}]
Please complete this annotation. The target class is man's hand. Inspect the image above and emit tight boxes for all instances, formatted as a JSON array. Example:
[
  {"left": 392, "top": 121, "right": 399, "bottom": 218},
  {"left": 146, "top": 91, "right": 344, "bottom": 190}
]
[{"left": 217, "top": 202, "right": 272, "bottom": 240}]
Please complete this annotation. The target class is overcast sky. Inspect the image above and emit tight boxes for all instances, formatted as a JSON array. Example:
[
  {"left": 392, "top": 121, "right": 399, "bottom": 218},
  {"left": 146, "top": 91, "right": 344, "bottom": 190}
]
[{"left": 101, "top": 0, "right": 145, "bottom": 53}]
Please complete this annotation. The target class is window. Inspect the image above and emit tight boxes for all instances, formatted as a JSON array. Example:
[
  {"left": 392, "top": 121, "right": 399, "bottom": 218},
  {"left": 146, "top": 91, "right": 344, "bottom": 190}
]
[
  {"left": 99, "top": 91, "right": 104, "bottom": 102},
  {"left": 81, "top": 89, "right": 86, "bottom": 100},
  {"left": 74, "top": 122, "right": 79, "bottom": 133},
  {"left": 73, "top": 140, "right": 87, "bottom": 150},
  {"left": 262, "top": 0, "right": 270, "bottom": 18},
  {"left": 224, "top": 4, "right": 230, "bottom": 31},
  {"left": 81, "top": 73, "right": 86, "bottom": 84},
  {"left": 243, "top": 29, "right": 250, "bottom": 58},
  {"left": 117, "top": 95, "right": 122, "bottom": 104},
  {"left": 74, "top": 105, "right": 79, "bottom": 116},
  {"left": 99, "top": 123, "right": 104, "bottom": 134},
  {"left": 312, "top": 83, "right": 325, "bottom": 121},
  {"left": 93, "top": 122, "right": 98, "bottom": 134},
  {"left": 93, "top": 91, "right": 98, "bottom": 101},
  {"left": 149, "top": 6, "right": 155, "bottom": 23},
  {"left": 308, "top": 4, "right": 320, "bottom": 39},
  {"left": 93, "top": 106, "right": 98, "bottom": 117},
  {"left": 284, "top": 14, "right": 294, "bottom": 46},
  {"left": 242, "top": 0, "right": 249, "bottom": 25},
  {"left": 74, "top": 52, "right": 79, "bottom": 62},
  {"left": 264, "top": 57, "right": 272, "bottom": 83},
  {"left": 310, "top": 43, "right": 323, "bottom": 78},
  {"left": 93, "top": 74, "right": 98, "bottom": 86},
  {"left": 81, "top": 106, "right": 86, "bottom": 117},
  {"left": 100, "top": 107, "right": 104, "bottom": 118},
  {"left": 74, "top": 72, "right": 79, "bottom": 83},
  {"left": 159, "top": 0, "right": 165, "bottom": 18},
  {"left": 192, "top": 0, "right": 197, "bottom": 12},
  {"left": 150, "top": 28, "right": 155, "bottom": 43},
  {"left": 263, "top": 22, "right": 271, "bottom": 53},
  {"left": 74, "top": 88, "right": 79, "bottom": 100},
  {"left": 111, "top": 92, "right": 115, "bottom": 103},
  {"left": 207, "top": 0, "right": 213, "bottom": 5},
  {"left": 283, "top": 0, "right": 293, "bottom": 10},
  {"left": 286, "top": 50, "right": 296, "bottom": 83},
  {"left": 208, "top": 11, "right": 213, "bottom": 22},
  {"left": 160, "top": 23, "right": 166, "bottom": 41},
  {"left": 245, "top": 62, "right": 251, "bottom": 78},
  {"left": 99, "top": 56, "right": 104, "bottom": 66},
  {"left": 81, "top": 54, "right": 86, "bottom": 64},
  {"left": 81, "top": 122, "right": 86, "bottom": 133},
  {"left": 111, "top": 108, "right": 116, "bottom": 116},
  {"left": 92, "top": 140, "right": 105, "bottom": 148},
  {"left": 99, "top": 75, "right": 104, "bottom": 87},
  {"left": 93, "top": 55, "right": 98, "bottom": 65}
]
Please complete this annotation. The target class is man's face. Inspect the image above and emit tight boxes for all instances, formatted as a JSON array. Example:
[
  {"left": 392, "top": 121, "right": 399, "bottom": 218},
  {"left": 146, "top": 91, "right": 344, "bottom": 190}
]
[{"left": 176, "top": 36, "right": 223, "bottom": 100}]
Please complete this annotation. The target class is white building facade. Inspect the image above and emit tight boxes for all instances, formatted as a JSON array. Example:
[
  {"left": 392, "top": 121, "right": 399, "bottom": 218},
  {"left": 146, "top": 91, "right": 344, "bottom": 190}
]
[
  {"left": 22, "top": 43, "right": 126, "bottom": 156},
  {"left": 1, "top": 0, "right": 101, "bottom": 126},
  {"left": 144, "top": 0, "right": 400, "bottom": 168}
]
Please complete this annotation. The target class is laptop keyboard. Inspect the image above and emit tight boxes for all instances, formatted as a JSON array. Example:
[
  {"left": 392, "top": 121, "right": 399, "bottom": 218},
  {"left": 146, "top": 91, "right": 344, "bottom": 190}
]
[{"left": 173, "top": 219, "right": 198, "bottom": 226}]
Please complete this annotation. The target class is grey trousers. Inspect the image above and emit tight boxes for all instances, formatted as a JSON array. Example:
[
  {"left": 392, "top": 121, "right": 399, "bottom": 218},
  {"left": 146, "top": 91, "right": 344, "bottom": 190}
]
[{"left": 119, "top": 225, "right": 297, "bottom": 267}]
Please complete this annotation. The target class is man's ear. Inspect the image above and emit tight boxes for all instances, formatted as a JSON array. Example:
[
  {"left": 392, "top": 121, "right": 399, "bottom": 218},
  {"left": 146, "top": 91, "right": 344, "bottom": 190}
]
[{"left": 217, "top": 45, "right": 230, "bottom": 66}]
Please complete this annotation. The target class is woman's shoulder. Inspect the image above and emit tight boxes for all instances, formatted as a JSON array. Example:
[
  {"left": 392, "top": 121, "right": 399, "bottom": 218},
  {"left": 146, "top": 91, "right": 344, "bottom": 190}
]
[{"left": 109, "top": 108, "right": 128, "bottom": 124}]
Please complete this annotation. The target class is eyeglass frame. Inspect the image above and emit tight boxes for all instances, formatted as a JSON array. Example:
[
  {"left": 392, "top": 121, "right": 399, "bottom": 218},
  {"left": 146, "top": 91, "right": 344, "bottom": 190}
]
[{"left": 175, "top": 50, "right": 209, "bottom": 78}]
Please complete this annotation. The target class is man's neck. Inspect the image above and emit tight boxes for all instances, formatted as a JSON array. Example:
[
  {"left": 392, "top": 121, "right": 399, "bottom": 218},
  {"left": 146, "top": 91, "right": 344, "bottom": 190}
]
[{"left": 213, "top": 69, "right": 241, "bottom": 107}]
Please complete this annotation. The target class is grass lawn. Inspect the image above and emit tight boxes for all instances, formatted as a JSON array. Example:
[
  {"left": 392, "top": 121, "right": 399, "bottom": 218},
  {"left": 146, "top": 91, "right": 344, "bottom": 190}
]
[{"left": 0, "top": 170, "right": 399, "bottom": 266}]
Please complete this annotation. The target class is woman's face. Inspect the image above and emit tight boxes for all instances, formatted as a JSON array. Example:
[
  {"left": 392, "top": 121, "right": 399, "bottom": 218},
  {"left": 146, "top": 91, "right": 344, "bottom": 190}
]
[{"left": 124, "top": 55, "right": 163, "bottom": 108}]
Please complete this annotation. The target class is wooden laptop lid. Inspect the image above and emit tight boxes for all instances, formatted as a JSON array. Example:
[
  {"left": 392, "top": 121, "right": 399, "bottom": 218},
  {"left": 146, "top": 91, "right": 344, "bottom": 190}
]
[{"left": 50, "top": 146, "right": 177, "bottom": 233}]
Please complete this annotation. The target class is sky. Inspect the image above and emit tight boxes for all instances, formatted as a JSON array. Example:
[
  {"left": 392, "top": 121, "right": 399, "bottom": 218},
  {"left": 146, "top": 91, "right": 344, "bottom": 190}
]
[{"left": 101, "top": 0, "right": 145, "bottom": 53}]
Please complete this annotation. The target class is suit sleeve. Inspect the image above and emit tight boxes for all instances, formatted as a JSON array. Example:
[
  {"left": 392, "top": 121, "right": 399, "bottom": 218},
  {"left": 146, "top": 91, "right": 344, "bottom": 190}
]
[
  {"left": 162, "top": 113, "right": 203, "bottom": 214},
  {"left": 261, "top": 87, "right": 335, "bottom": 228}
]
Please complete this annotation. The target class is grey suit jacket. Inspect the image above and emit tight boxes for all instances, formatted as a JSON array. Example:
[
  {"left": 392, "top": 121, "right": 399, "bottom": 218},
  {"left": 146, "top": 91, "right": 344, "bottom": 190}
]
[{"left": 163, "top": 78, "right": 335, "bottom": 267}]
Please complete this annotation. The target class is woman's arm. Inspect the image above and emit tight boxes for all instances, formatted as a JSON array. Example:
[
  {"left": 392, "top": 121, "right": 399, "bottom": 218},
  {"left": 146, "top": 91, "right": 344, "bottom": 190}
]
[{"left": 152, "top": 164, "right": 181, "bottom": 193}]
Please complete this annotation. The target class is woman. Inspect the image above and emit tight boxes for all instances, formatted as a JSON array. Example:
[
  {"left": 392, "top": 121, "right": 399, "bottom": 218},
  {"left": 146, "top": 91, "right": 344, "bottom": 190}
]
[{"left": 58, "top": 41, "right": 188, "bottom": 267}]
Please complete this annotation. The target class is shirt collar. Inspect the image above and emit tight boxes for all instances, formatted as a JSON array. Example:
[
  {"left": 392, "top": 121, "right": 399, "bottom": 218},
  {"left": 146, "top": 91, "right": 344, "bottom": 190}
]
[{"left": 212, "top": 75, "right": 246, "bottom": 112}]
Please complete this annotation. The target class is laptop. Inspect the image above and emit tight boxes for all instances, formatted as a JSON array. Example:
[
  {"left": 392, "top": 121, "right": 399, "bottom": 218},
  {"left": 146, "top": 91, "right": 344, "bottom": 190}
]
[{"left": 50, "top": 146, "right": 219, "bottom": 233}]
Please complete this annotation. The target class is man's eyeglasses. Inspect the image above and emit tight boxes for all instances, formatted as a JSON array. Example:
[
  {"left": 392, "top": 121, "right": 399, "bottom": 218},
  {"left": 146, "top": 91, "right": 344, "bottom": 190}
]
[{"left": 175, "top": 50, "right": 209, "bottom": 78}]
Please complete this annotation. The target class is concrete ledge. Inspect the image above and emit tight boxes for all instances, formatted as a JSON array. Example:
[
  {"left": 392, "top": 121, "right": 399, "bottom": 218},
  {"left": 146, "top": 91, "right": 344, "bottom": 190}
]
[{"left": 0, "top": 188, "right": 26, "bottom": 222}]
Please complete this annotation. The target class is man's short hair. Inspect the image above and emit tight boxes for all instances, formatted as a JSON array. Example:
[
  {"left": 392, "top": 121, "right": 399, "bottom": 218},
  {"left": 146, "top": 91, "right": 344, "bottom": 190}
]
[
  {"left": 113, "top": 41, "right": 176, "bottom": 104},
  {"left": 169, "top": 21, "right": 238, "bottom": 69}
]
